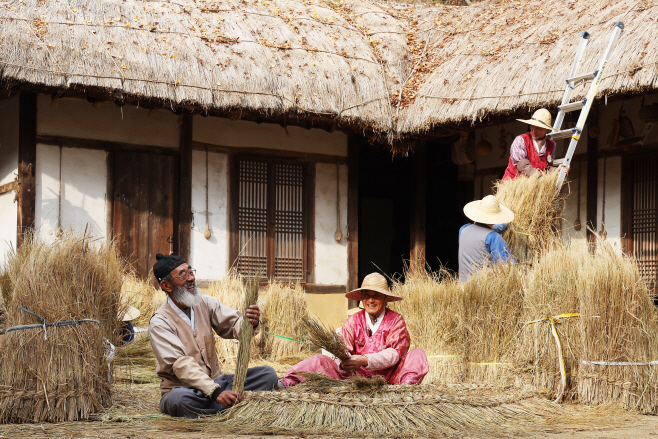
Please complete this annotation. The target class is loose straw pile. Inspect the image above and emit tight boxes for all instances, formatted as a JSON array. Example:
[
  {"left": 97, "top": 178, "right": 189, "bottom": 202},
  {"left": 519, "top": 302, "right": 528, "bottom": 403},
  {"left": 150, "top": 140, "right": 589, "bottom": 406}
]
[{"left": 232, "top": 274, "right": 260, "bottom": 395}]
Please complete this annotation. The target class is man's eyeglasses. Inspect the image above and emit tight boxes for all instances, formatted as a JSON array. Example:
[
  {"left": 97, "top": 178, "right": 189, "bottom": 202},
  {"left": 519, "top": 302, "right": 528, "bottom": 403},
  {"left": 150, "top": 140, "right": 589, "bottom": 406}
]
[{"left": 171, "top": 269, "right": 196, "bottom": 281}]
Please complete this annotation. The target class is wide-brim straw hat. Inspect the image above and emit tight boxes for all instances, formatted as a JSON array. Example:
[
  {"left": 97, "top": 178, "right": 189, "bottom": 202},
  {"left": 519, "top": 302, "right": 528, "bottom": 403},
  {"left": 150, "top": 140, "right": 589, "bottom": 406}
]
[
  {"left": 463, "top": 195, "right": 515, "bottom": 224},
  {"left": 119, "top": 305, "right": 141, "bottom": 322},
  {"left": 345, "top": 273, "right": 403, "bottom": 302},
  {"left": 517, "top": 108, "right": 553, "bottom": 130}
]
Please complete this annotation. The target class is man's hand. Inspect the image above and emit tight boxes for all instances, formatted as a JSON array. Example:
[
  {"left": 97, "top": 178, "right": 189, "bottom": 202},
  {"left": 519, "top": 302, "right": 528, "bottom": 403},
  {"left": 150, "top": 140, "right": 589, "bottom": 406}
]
[
  {"left": 216, "top": 390, "right": 242, "bottom": 407},
  {"left": 246, "top": 304, "right": 260, "bottom": 328},
  {"left": 339, "top": 355, "right": 368, "bottom": 371},
  {"left": 557, "top": 163, "right": 571, "bottom": 174}
]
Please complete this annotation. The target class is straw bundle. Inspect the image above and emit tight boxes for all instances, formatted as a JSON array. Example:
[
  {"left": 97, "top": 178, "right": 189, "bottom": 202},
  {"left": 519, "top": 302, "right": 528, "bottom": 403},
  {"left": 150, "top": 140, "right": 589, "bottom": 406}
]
[
  {"left": 232, "top": 275, "right": 260, "bottom": 395},
  {"left": 0, "top": 232, "right": 126, "bottom": 423},
  {"left": 259, "top": 282, "right": 308, "bottom": 359},
  {"left": 120, "top": 273, "right": 165, "bottom": 328},
  {"left": 301, "top": 314, "right": 350, "bottom": 361},
  {"left": 493, "top": 172, "right": 564, "bottom": 262},
  {"left": 205, "top": 270, "right": 250, "bottom": 364}
]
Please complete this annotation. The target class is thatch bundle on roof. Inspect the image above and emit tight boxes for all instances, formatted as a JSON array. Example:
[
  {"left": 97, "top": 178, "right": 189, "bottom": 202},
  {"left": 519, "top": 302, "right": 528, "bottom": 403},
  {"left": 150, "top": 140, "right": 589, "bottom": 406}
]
[{"left": 0, "top": 233, "right": 126, "bottom": 423}]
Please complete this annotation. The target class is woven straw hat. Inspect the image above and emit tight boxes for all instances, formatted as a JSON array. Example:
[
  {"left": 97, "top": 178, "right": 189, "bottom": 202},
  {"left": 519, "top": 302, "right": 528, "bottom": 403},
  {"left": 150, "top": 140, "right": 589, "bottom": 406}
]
[
  {"left": 463, "top": 195, "right": 515, "bottom": 224},
  {"left": 517, "top": 108, "right": 553, "bottom": 130},
  {"left": 345, "top": 273, "right": 403, "bottom": 302},
  {"left": 119, "top": 305, "right": 141, "bottom": 322}
]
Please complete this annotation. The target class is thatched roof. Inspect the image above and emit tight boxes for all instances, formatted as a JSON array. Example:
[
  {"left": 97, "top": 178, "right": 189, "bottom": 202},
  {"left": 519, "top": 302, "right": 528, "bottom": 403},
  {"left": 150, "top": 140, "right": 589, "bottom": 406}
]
[
  {"left": 0, "top": 0, "right": 656, "bottom": 143},
  {"left": 397, "top": 0, "right": 658, "bottom": 135}
]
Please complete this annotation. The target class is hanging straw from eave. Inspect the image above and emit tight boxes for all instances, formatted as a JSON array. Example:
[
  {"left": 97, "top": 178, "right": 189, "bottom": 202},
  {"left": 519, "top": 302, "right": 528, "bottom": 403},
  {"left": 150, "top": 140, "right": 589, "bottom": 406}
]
[
  {"left": 232, "top": 273, "right": 260, "bottom": 395},
  {"left": 301, "top": 314, "right": 350, "bottom": 362}
]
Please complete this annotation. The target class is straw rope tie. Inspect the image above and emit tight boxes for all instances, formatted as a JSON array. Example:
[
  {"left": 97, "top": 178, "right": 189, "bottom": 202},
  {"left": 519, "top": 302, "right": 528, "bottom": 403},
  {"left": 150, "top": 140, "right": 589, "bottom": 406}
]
[{"left": 5, "top": 307, "right": 100, "bottom": 340}]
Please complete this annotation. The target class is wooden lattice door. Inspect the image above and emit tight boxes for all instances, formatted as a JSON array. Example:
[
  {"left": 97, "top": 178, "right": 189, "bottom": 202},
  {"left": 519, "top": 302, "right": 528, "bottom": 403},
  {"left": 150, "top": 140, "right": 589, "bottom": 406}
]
[
  {"left": 231, "top": 157, "right": 309, "bottom": 282},
  {"left": 625, "top": 154, "right": 658, "bottom": 290}
]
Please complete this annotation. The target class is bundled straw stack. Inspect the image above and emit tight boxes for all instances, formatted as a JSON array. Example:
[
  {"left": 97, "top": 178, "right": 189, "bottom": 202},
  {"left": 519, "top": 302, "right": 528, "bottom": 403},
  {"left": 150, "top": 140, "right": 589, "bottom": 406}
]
[
  {"left": 494, "top": 172, "right": 564, "bottom": 262},
  {"left": 232, "top": 275, "right": 260, "bottom": 395},
  {"left": 259, "top": 282, "right": 308, "bottom": 359},
  {"left": 391, "top": 171, "right": 658, "bottom": 412},
  {"left": 0, "top": 233, "right": 125, "bottom": 423}
]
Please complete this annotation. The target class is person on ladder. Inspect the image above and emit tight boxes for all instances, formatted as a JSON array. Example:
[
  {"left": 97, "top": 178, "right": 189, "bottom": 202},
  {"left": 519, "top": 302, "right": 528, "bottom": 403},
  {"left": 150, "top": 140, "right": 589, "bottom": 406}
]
[{"left": 502, "top": 108, "right": 570, "bottom": 181}]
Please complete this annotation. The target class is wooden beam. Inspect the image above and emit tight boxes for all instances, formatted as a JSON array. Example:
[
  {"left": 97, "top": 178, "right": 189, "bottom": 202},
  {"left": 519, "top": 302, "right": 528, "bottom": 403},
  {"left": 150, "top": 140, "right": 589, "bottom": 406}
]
[
  {"left": 586, "top": 112, "right": 599, "bottom": 250},
  {"left": 347, "top": 136, "right": 361, "bottom": 307},
  {"left": 178, "top": 114, "right": 193, "bottom": 262},
  {"left": 303, "top": 284, "right": 346, "bottom": 294},
  {"left": 410, "top": 145, "right": 427, "bottom": 273},
  {"left": 106, "top": 152, "right": 115, "bottom": 240},
  {"left": 620, "top": 155, "right": 633, "bottom": 255},
  {"left": 36, "top": 134, "right": 178, "bottom": 156},
  {"left": 227, "top": 156, "right": 239, "bottom": 270},
  {"left": 17, "top": 92, "right": 37, "bottom": 248},
  {"left": 0, "top": 180, "right": 18, "bottom": 196},
  {"left": 192, "top": 141, "right": 347, "bottom": 165},
  {"left": 305, "top": 163, "right": 316, "bottom": 283}
]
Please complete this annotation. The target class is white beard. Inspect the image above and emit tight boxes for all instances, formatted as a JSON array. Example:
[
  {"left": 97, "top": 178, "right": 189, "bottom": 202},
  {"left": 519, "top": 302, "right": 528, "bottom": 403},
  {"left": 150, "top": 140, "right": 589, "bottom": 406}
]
[{"left": 172, "top": 284, "right": 203, "bottom": 308}]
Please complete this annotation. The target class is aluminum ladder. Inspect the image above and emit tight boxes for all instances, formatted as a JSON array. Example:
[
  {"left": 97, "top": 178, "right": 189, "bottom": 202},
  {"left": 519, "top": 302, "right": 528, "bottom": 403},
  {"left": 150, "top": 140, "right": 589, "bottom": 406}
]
[{"left": 549, "top": 21, "right": 625, "bottom": 188}]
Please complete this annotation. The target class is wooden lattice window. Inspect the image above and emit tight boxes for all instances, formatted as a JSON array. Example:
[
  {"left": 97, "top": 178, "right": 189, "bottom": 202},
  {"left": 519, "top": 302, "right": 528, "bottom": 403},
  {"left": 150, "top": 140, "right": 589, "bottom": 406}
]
[
  {"left": 229, "top": 156, "right": 313, "bottom": 282},
  {"left": 623, "top": 154, "right": 658, "bottom": 290}
]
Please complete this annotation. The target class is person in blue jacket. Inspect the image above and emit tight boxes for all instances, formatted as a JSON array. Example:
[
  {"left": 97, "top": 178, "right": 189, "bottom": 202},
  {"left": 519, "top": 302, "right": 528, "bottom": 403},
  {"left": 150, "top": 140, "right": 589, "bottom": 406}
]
[{"left": 458, "top": 195, "right": 516, "bottom": 283}]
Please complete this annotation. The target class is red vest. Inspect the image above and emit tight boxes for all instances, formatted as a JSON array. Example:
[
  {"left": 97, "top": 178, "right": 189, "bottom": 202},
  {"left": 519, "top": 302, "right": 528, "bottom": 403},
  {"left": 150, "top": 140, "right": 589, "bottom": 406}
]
[
  {"left": 350, "top": 309, "right": 405, "bottom": 381},
  {"left": 502, "top": 132, "right": 555, "bottom": 181}
]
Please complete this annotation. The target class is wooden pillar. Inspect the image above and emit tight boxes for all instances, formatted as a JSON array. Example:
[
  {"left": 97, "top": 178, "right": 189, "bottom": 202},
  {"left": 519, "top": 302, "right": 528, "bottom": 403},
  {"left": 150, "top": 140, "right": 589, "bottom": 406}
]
[
  {"left": 410, "top": 145, "right": 427, "bottom": 273},
  {"left": 586, "top": 113, "right": 598, "bottom": 250},
  {"left": 17, "top": 92, "right": 37, "bottom": 248},
  {"left": 177, "top": 113, "right": 193, "bottom": 261},
  {"left": 347, "top": 137, "right": 360, "bottom": 307}
]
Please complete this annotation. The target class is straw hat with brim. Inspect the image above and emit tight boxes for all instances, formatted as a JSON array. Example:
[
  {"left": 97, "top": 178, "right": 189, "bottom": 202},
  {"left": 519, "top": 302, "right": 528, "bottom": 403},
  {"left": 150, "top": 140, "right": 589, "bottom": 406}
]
[
  {"left": 345, "top": 272, "right": 403, "bottom": 302},
  {"left": 119, "top": 305, "right": 141, "bottom": 322},
  {"left": 517, "top": 108, "right": 553, "bottom": 130},
  {"left": 463, "top": 195, "right": 515, "bottom": 224}
]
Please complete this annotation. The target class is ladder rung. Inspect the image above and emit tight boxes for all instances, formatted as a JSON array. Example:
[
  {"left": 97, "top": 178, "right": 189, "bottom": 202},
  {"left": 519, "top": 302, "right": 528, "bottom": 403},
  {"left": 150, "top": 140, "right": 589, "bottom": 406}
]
[
  {"left": 558, "top": 99, "right": 586, "bottom": 113},
  {"left": 566, "top": 70, "right": 598, "bottom": 84},
  {"left": 548, "top": 128, "right": 580, "bottom": 140}
]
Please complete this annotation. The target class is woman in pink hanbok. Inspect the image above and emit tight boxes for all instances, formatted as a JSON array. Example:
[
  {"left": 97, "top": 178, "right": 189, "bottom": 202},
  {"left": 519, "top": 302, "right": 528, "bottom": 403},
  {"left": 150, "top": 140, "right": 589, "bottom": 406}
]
[{"left": 279, "top": 273, "right": 429, "bottom": 388}]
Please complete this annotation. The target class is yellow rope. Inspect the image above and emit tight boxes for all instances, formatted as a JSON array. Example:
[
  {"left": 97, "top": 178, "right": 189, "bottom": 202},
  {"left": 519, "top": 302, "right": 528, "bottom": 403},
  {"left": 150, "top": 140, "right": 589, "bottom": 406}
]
[{"left": 526, "top": 313, "right": 581, "bottom": 403}]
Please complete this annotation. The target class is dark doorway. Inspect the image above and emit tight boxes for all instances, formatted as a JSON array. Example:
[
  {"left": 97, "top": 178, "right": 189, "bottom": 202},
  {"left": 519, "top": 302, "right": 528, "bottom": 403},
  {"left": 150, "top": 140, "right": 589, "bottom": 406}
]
[
  {"left": 425, "top": 141, "right": 474, "bottom": 274},
  {"left": 358, "top": 144, "right": 412, "bottom": 284}
]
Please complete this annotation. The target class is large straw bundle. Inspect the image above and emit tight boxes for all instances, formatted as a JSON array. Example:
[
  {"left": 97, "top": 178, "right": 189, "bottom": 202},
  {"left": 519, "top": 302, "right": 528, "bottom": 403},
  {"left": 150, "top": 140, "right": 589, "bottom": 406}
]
[
  {"left": 0, "top": 233, "right": 125, "bottom": 423},
  {"left": 205, "top": 270, "right": 251, "bottom": 365},
  {"left": 259, "top": 282, "right": 308, "bottom": 359},
  {"left": 494, "top": 172, "right": 564, "bottom": 262}
]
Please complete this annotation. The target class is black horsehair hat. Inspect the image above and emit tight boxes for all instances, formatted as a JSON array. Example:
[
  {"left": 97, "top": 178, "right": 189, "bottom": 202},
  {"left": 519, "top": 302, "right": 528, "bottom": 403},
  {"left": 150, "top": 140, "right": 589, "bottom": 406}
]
[{"left": 153, "top": 253, "right": 186, "bottom": 282}]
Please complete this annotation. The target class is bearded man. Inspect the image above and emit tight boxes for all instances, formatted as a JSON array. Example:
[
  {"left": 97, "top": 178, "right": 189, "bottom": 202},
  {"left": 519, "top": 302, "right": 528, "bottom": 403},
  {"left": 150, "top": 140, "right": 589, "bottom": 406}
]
[
  {"left": 278, "top": 273, "right": 429, "bottom": 388},
  {"left": 148, "top": 253, "right": 278, "bottom": 418}
]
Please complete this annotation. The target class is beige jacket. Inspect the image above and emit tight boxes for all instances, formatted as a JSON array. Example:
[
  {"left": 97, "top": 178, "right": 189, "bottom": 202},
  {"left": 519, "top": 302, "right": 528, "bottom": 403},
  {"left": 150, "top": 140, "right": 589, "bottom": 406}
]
[{"left": 148, "top": 294, "right": 257, "bottom": 397}]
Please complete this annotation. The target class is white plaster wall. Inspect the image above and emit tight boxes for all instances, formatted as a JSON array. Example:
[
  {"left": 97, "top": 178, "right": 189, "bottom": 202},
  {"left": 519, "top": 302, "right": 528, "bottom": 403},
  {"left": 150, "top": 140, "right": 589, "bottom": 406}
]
[
  {"left": 0, "top": 96, "right": 19, "bottom": 264},
  {"left": 314, "top": 162, "right": 348, "bottom": 285},
  {"left": 190, "top": 150, "right": 229, "bottom": 280},
  {"left": 35, "top": 145, "right": 107, "bottom": 241},
  {"left": 194, "top": 117, "right": 348, "bottom": 156},
  {"left": 37, "top": 96, "right": 180, "bottom": 148}
]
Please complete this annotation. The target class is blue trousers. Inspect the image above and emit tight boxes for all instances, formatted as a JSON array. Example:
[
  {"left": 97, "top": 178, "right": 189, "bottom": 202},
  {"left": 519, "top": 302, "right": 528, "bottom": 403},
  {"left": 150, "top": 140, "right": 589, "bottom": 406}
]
[{"left": 159, "top": 366, "right": 278, "bottom": 418}]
